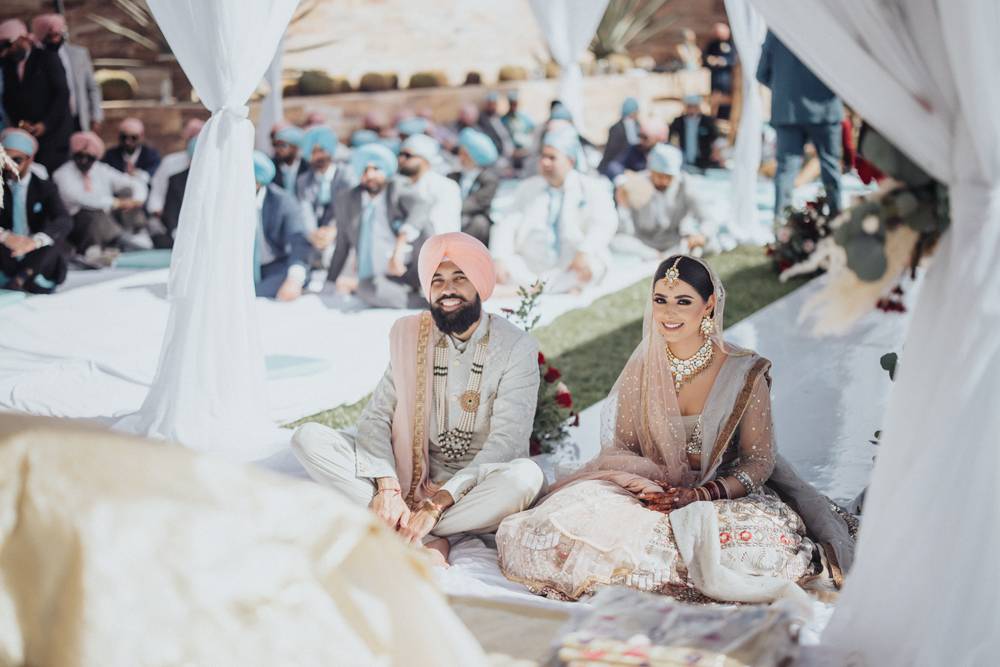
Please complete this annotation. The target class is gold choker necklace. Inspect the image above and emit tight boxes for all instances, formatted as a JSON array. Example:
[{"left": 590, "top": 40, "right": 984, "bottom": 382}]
[{"left": 665, "top": 339, "right": 715, "bottom": 391}]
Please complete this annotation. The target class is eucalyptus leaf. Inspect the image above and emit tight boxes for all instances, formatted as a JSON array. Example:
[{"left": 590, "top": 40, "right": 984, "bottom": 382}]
[
  {"left": 845, "top": 237, "right": 888, "bottom": 282},
  {"left": 880, "top": 352, "right": 898, "bottom": 381}
]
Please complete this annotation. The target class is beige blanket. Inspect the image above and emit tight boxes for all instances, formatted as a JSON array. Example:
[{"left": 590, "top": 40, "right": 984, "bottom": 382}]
[{"left": 0, "top": 416, "right": 488, "bottom": 667}]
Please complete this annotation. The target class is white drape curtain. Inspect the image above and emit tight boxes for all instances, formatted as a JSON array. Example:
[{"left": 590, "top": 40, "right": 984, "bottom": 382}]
[
  {"left": 116, "top": 0, "right": 300, "bottom": 460},
  {"left": 747, "top": 1, "right": 1000, "bottom": 665},
  {"left": 722, "top": 0, "right": 771, "bottom": 245},
  {"left": 528, "top": 0, "right": 610, "bottom": 128},
  {"left": 256, "top": 34, "right": 286, "bottom": 156}
]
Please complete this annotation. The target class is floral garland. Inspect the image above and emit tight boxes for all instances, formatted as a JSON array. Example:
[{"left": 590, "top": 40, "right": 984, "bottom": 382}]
[
  {"left": 501, "top": 282, "right": 577, "bottom": 455},
  {"left": 776, "top": 124, "right": 949, "bottom": 334},
  {"left": 766, "top": 191, "right": 835, "bottom": 278}
]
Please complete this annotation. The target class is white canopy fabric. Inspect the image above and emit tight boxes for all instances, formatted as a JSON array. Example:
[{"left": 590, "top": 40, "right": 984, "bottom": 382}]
[
  {"left": 115, "top": 0, "right": 300, "bottom": 459},
  {"left": 528, "top": 0, "right": 610, "bottom": 129},
  {"left": 747, "top": 1, "right": 1000, "bottom": 664},
  {"left": 256, "top": 34, "right": 286, "bottom": 156},
  {"left": 723, "top": 0, "right": 772, "bottom": 245}
]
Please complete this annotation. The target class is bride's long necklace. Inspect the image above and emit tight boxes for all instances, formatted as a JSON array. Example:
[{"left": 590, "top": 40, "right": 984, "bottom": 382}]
[{"left": 666, "top": 338, "right": 714, "bottom": 392}]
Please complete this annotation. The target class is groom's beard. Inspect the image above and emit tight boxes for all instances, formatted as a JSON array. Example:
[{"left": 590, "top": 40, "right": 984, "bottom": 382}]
[{"left": 431, "top": 293, "right": 482, "bottom": 336}]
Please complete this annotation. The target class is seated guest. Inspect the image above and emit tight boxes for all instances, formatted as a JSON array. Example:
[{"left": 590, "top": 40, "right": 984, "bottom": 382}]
[
  {"left": 598, "top": 97, "right": 640, "bottom": 176},
  {"left": 611, "top": 144, "right": 719, "bottom": 260},
  {"left": 0, "top": 129, "right": 71, "bottom": 293},
  {"left": 0, "top": 19, "right": 72, "bottom": 174},
  {"left": 102, "top": 118, "right": 161, "bottom": 184},
  {"left": 396, "top": 116, "right": 429, "bottom": 142},
  {"left": 271, "top": 122, "right": 309, "bottom": 197},
  {"left": 297, "top": 125, "right": 353, "bottom": 253},
  {"left": 326, "top": 144, "right": 432, "bottom": 309},
  {"left": 293, "top": 232, "right": 546, "bottom": 567},
  {"left": 478, "top": 92, "right": 514, "bottom": 158},
  {"left": 491, "top": 126, "right": 617, "bottom": 295},
  {"left": 501, "top": 90, "right": 535, "bottom": 170},
  {"left": 146, "top": 118, "right": 203, "bottom": 219},
  {"left": 398, "top": 134, "right": 461, "bottom": 236},
  {"left": 158, "top": 136, "right": 197, "bottom": 248},
  {"left": 251, "top": 150, "right": 310, "bottom": 301},
  {"left": 448, "top": 128, "right": 498, "bottom": 245},
  {"left": 669, "top": 95, "right": 722, "bottom": 171},
  {"left": 53, "top": 131, "right": 148, "bottom": 256},
  {"left": 601, "top": 117, "right": 668, "bottom": 182}
]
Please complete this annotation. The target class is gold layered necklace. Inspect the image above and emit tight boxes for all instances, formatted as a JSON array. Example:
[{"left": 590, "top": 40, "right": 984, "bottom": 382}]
[{"left": 665, "top": 339, "right": 714, "bottom": 392}]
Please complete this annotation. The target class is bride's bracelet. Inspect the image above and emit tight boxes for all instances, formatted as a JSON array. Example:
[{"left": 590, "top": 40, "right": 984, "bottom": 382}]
[{"left": 696, "top": 480, "right": 730, "bottom": 502}]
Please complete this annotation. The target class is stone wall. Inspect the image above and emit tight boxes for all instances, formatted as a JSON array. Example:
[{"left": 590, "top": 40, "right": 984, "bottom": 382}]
[{"left": 98, "top": 71, "right": 709, "bottom": 155}]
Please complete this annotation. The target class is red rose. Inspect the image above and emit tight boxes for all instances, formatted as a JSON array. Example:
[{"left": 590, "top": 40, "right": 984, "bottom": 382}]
[
  {"left": 529, "top": 439, "right": 541, "bottom": 456},
  {"left": 855, "top": 155, "right": 886, "bottom": 185},
  {"left": 777, "top": 259, "right": 793, "bottom": 273},
  {"left": 571, "top": 413, "right": 580, "bottom": 427},
  {"left": 543, "top": 367, "right": 562, "bottom": 383},
  {"left": 555, "top": 391, "right": 572, "bottom": 408},
  {"left": 538, "top": 352, "right": 546, "bottom": 365},
  {"left": 501, "top": 308, "right": 515, "bottom": 315}
]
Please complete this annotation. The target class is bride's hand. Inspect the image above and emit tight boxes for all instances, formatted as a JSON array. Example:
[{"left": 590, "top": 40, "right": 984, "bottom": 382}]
[{"left": 639, "top": 487, "right": 699, "bottom": 513}]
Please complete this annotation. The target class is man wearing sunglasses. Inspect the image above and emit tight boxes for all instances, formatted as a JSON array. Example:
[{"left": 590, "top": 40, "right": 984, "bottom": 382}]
[
  {"left": 0, "top": 19, "right": 72, "bottom": 174},
  {"left": 102, "top": 118, "right": 161, "bottom": 185},
  {"left": 0, "top": 129, "right": 71, "bottom": 293}
]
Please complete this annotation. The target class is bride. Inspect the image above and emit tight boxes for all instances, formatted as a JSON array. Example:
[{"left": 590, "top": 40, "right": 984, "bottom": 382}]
[{"left": 497, "top": 255, "right": 857, "bottom": 604}]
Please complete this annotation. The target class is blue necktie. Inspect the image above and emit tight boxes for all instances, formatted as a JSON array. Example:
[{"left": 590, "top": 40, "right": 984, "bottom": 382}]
[
  {"left": 546, "top": 186, "right": 563, "bottom": 263},
  {"left": 356, "top": 199, "right": 376, "bottom": 280},
  {"left": 282, "top": 166, "right": 296, "bottom": 195},
  {"left": 11, "top": 181, "right": 27, "bottom": 237},
  {"left": 684, "top": 116, "right": 699, "bottom": 166},
  {"left": 253, "top": 206, "right": 264, "bottom": 285}
]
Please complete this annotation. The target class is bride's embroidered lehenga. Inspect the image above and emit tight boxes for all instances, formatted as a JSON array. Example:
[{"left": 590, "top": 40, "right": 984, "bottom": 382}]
[{"left": 496, "top": 258, "right": 858, "bottom": 604}]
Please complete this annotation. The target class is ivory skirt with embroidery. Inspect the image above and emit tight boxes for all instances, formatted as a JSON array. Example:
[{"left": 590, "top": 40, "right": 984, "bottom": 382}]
[{"left": 496, "top": 480, "right": 816, "bottom": 602}]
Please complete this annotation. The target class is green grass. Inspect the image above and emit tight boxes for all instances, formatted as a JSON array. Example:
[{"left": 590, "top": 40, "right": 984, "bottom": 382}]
[{"left": 285, "top": 246, "right": 809, "bottom": 429}]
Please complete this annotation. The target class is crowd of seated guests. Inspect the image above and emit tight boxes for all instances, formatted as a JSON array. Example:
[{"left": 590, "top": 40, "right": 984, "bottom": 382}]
[{"left": 1, "top": 10, "right": 726, "bottom": 302}]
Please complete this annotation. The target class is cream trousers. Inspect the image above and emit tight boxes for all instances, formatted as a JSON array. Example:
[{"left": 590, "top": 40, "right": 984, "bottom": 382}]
[{"left": 291, "top": 422, "right": 547, "bottom": 540}]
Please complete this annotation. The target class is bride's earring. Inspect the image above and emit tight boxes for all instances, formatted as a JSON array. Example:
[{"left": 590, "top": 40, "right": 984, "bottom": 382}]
[{"left": 700, "top": 315, "right": 713, "bottom": 339}]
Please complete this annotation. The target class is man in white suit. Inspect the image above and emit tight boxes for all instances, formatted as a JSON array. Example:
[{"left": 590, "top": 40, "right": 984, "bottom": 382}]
[
  {"left": 31, "top": 14, "right": 102, "bottom": 133},
  {"left": 490, "top": 125, "right": 617, "bottom": 294}
]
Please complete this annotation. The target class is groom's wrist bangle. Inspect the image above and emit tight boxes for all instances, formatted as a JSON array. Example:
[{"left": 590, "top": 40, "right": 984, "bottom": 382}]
[{"left": 422, "top": 500, "right": 442, "bottom": 521}]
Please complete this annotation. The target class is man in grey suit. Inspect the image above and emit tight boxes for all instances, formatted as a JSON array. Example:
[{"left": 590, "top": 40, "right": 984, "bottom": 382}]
[
  {"left": 598, "top": 97, "right": 640, "bottom": 176},
  {"left": 448, "top": 127, "right": 499, "bottom": 246},
  {"left": 612, "top": 143, "right": 719, "bottom": 260},
  {"left": 757, "top": 30, "right": 844, "bottom": 220},
  {"left": 32, "top": 14, "right": 102, "bottom": 133},
  {"left": 251, "top": 151, "right": 310, "bottom": 301},
  {"left": 326, "top": 144, "right": 432, "bottom": 309}
]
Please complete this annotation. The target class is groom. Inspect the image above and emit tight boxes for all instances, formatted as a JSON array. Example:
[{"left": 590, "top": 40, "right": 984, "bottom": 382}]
[{"left": 292, "top": 232, "right": 545, "bottom": 565}]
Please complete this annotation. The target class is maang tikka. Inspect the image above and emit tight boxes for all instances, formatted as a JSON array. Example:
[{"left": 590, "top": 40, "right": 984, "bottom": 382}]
[{"left": 663, "top": 256, "right": 682, "bottom": 290}]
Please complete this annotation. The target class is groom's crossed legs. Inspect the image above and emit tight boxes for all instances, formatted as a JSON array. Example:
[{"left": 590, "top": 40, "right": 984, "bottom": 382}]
[{"left": 291, "top": 422, "right": 546, "bottom": 538}]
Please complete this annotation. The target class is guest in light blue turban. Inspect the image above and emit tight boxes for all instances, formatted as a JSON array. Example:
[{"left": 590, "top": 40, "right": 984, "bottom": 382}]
[
  {"left": 543, "top": 125, "right": 584, "bottom": 171},
  {"left": 275, "top": 125, "right": 305, "bottom": 148},
  {"left": 621, "top": 97, "right": 639, "bottom": 118},
  {"left": 351, "top": 129, "right": 380, "bottom": 147},
  {"left": 253, "top": 149, "right": 276, "bottom": 185},
  {"left": 300, "top": 125, "right": 339, "bottom": 161},
  {"left": 648, "top": 143, "right": 684, "bottom": 176},
  {"left": 350, "top": 143, "right": 399, "bottom": 180},
  {"left": 458, "top": 127, "right": 498, "bottom": 167},
  {"left": 400, "top": 134, "right": 442, "bottom": 166},
  {"left": 1, "top": 128, "right": 37, "bottom": 158},
  {"left": 549, "top": 102, "right": 573, "bottom": 122},
  {"left": 396, "top": 116, "right": 429, "bottom": 139}
]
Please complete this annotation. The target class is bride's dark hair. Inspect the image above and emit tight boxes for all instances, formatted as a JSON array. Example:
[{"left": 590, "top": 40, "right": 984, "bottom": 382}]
[{"left": 655, "top": 255, "right": 715, "bottom": 303}]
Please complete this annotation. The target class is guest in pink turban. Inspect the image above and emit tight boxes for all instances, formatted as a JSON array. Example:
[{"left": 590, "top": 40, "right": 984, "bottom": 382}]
[
  {"left": 103, "top": 117, "right": 161, "bottom": 180},
  {"left": 30, "top": 13, "right": 105, "bottom": 134}
]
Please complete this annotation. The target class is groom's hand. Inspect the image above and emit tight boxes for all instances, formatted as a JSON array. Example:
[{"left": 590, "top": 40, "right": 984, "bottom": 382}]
[{"left": 398, "top": 508, "right": 437, "bottom": 544}]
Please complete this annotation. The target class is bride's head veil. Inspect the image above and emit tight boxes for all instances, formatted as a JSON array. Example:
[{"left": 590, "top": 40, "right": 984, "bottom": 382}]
[{"left": 570, "top": 255, "right": 727, "bottom": 490}]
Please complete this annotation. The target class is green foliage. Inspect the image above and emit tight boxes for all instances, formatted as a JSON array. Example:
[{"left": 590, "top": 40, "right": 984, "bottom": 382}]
[
  {"left": 408, "top": 71, "right": 448, "bottom": 89},
  {"left": 591, "top": 0, "right": 679, "bottom": 60},
  {"left": 880, "top": 352, "right": 898, "bottom": 381}
]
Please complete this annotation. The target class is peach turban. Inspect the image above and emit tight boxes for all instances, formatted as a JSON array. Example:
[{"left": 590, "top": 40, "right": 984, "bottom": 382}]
[
  {"left": 31, "top": 13, "right": 65, "bottom": 39},
  {"left": 70, "top": 131, "right": 105, "bottom": 157},
  {"left": 640, "top": 117, "right": 668, "bottom": 143},
  {"left": 0, "top": 19, "right": 28, "bottom": 42},
  {"left": 418, "top": 232, "right": 495, "bottom": 302},
  {"left": 184, "top": 118, "right": 205, "bottom": 140},
  {"left": 118, "top": 118, "right": 145, "bottom": 136}
]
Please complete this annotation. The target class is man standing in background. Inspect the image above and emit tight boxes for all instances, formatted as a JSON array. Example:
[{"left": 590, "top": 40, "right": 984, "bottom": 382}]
[
  {"left": 757, "top": 29, "right": 844, "bottom": 220},
  {"left": 31, "top": 13, "right": 102, "bottom": 134}
]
